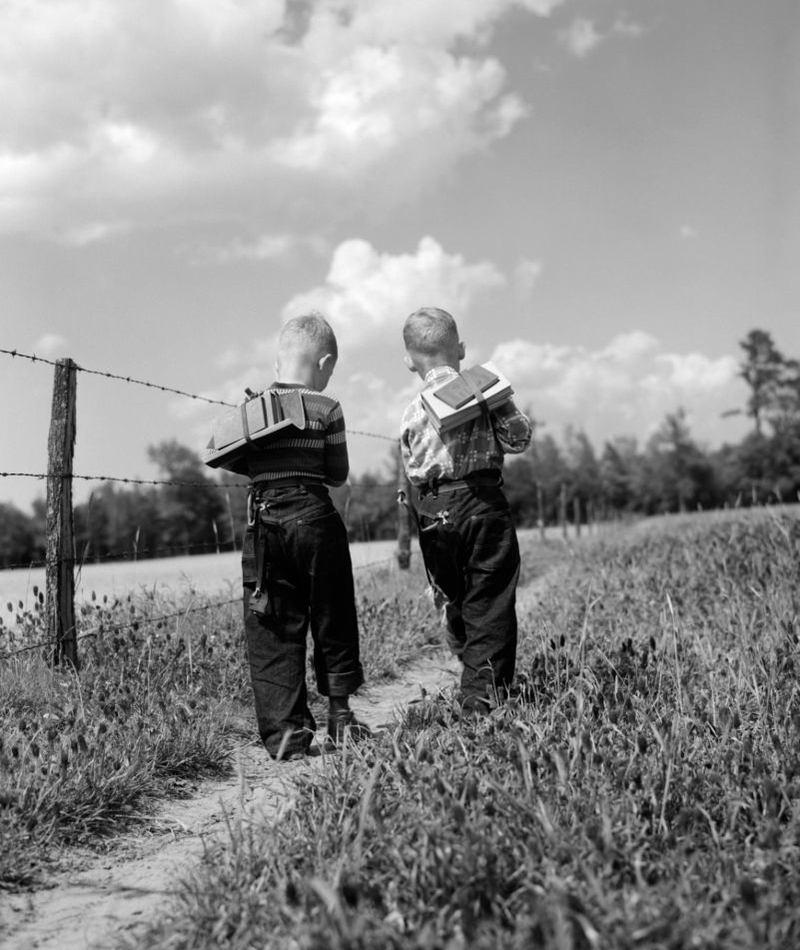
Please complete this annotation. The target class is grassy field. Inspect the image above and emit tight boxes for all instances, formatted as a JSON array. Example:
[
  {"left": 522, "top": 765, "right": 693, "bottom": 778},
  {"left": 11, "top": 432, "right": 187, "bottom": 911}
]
[{"left": 2, "top": 510, "right": 800, "bottom": 948}]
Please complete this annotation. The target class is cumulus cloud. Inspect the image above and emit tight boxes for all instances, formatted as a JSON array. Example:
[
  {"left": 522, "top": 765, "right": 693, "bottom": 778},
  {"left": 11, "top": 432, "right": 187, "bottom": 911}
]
[
  {"left": 490, "top": 333, "right": 746, "bottom": 447},
  {"left": 559, "top": 14, "right": 644, "bottom": 58},
  {"left": 186, "top": 233, "right": 329, "bottom": 265},
  {"left": 33, "top": 334, "right": 70, "bottom": 358},
  {"left": 559, "top": 18, "right": 603, "bottom": 57},
  {"left": 0, "top": 0, "right": 565, "bottom": 240},
  {"left": 281, "top": 236, "right": 507, "bottom": 345}
]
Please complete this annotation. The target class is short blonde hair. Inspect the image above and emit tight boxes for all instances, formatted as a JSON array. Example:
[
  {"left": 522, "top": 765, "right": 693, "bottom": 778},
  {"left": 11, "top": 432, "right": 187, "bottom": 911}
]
[
  {"left": 279, "top": 311, "right": 338, "bottom": 361},
  {"left": 402, "top": 307, "right": 459, "bottom": 357}
]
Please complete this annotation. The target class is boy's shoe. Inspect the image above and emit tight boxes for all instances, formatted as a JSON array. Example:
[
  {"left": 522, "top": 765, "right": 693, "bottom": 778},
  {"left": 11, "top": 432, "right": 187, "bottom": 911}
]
[
  {"left": 324, "top": 710, "right": 372, "bottom": 751},
  {"left": 458, "top": 695, "right": 491, "bottom": 720},
  {"left": 275, "top": 743, "right": 322, "bottom": 763}
]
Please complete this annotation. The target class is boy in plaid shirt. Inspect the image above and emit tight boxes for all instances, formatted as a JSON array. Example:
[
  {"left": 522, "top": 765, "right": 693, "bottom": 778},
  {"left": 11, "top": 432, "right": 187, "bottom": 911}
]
[{"left": 400, "top": 307, "right": 532, "bottom": 715}]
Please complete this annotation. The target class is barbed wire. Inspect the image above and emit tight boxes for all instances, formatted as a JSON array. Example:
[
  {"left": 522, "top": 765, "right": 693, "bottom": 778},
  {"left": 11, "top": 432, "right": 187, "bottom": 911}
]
[
  {"left": 1, "top": 470, "right": 399, "bottom": 492},
  {"left": 0, "top": 348, "right": 60, "bottom": 368},
  {"left": 1, "top": 347, "right": 399, "bottom": 442},
  {"left": 1, "top": 539, "right": 241, "bottom": 573},
  {"left": 0, "top": 596, "right": 242, "bottom": 661},
  {"left": 0, "top": 347, "right": 233, "bottom": 407},
  {"left": 0, "top": 554, "right": 411, "bottom": 661},
  {"left": 349, "top": 428, "right": 398, "bottom": 443},
  {"left": 0, "top": 470, "right": 247, "bottom": 489}
]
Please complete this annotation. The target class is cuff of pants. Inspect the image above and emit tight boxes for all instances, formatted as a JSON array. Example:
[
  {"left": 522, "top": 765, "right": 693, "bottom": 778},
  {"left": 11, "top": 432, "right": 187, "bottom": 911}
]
[{"left": 322, "top": 665, "right": 365, "bottom": 697}]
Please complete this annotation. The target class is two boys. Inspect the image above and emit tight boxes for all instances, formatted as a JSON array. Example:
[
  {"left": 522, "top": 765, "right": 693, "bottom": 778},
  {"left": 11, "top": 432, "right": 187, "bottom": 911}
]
[{"left": 215, "top": 305, "right": 530, "bottom": 759}]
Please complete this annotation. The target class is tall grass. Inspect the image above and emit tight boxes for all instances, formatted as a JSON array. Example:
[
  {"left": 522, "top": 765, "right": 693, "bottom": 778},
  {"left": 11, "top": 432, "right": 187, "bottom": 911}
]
[
  {"left": 123, "top": 509, "right": 800, "bottom": 949},
  {"left": 0, "top": 558, "right": 447, "bottom": 889}
]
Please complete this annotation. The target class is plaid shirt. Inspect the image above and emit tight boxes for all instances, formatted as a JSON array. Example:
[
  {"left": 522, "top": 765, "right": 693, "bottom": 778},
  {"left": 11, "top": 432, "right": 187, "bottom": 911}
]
[{"left": 400, "top": 366, "right": 532, "bottom": 487}]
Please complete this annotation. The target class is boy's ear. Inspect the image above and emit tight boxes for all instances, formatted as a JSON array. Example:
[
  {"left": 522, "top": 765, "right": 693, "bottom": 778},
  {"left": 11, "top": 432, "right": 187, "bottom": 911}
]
[
  {"left": 457, "top": 341, "right": 466, "bottom": 361},
  {"left": 404, "top": 354, "right": 416, "bottom": 372},
  {"left": 318, "top": 352, "right": 336, "bottom": 373}
]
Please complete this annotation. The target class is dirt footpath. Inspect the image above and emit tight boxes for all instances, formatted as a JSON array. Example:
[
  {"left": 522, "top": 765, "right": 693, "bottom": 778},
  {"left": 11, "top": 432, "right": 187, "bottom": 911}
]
[
  {"left": 1, "top": 575, "right": 549, "bottom": 950},
  {"left": 0, "top": 652, "right": 462, "bottom": 950}
]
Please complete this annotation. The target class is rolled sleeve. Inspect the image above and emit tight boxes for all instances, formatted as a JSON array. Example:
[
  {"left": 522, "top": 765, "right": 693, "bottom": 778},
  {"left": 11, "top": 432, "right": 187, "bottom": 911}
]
[{"left": 492, "top": 400, "right": 533, "bottom": 454}]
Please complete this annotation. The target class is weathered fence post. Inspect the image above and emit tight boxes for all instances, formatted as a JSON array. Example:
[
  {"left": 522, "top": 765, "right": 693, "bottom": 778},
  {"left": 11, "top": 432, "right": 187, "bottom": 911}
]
[
  {"left": 573, "top": 496, "right": 581, "bottom": 538},
  {"left": 45, "top": 358, "right": 79, "bottom": 670},
  {"left": 560, "top": 483, "right": 568, "bottom": 541},
  {"left": 396, "top": 447, "right": 412, "bottom": 569}
]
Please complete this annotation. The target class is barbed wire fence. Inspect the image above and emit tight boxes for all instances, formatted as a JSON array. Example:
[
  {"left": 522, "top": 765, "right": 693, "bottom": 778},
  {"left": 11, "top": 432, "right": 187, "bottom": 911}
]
[{"left": 0, "top": 348, "right": 414, "bottom": 667}]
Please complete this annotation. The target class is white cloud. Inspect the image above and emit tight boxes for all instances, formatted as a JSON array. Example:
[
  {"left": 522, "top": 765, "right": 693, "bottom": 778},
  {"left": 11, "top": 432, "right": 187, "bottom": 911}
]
[
  {"left": 0, "top": 0, "right": 562, "bottom": 239},
  {"left": 559, "top": 18, "right": 603, "bottom": 58},
  {"left": 489, "top": 333, "right": 747, "bottom": 447},
  {"left": 281, "top": 236, "right": 507, "bottom": 346},
  {"left": 186, "top": 233, "right": 329, "bottom": 265},
  {"left": 559, "top": 14, "right": 645, "bottom": 58},
  {"left": 33, "top": 334, "right": 69, "bottom": 358}
]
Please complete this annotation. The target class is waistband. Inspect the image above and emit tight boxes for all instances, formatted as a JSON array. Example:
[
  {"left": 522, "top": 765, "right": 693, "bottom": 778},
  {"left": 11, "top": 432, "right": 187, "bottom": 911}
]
[
  {"left": 418, "top": 470, "right": 502, "bottom": 498},
  {"left": 250, "top": 475, "right": 326, "bottom": 489}
]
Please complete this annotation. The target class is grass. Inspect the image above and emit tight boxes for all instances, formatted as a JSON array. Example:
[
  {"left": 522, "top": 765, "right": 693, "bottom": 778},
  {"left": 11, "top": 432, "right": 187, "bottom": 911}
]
[
  {"left": 0, "top": 554, "right": 452, "bottom": 891},
  {"left": 114, "top": 508, "right": 800, "bottom": 949}
]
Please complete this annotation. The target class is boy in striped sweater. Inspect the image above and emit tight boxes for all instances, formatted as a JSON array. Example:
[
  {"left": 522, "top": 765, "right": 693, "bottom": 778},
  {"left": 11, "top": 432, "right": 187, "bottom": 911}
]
[{"left": 239, "top": 312, "right": 368, "bottom": 760}]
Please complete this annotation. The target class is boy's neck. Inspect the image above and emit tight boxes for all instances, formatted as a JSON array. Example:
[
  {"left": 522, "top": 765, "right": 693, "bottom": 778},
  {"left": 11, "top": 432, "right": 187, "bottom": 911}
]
[{"left": 414, "top": 357, "right": 460, "bottom": 379}]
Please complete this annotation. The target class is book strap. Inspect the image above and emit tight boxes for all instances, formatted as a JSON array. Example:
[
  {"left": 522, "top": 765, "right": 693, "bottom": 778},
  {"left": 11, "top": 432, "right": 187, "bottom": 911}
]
[{"left": 462, "top": 372, "right": 490, "bottom": 419}]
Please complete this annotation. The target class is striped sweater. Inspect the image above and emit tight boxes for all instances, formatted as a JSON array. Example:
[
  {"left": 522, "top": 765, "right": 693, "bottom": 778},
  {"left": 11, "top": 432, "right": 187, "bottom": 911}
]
[{"left": 245, "top": 384, "right": 349, "bottom": 486}]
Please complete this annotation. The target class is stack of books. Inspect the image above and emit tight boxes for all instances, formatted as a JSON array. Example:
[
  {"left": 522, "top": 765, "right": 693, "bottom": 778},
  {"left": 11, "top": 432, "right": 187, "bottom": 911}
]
[
  {"left": 204, "top": 389, "right": 306, "bottom": 469},
  {"left": 421, "top": 362, "right": 513, "bottom": 433}
]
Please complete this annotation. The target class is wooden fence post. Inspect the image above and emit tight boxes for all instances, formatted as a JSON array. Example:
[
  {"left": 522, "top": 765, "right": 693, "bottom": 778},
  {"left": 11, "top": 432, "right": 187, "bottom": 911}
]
[
  {"left": 573, "top": 496, "right": 581, "bottom": 538},
  {"left": 560, "top": 484, "right": 568, "bottom": 541},
  {"left": 396, "top": 447, "right": 412, "bottom": 569},
  {"left": 45, "top": 358, "right": 79, "bottom": 670}
]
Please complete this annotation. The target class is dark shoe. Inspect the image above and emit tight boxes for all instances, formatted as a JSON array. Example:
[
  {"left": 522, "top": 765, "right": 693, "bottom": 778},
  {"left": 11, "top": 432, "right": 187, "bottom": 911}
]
[
  {"left": 274, "top": 742, "right": 322, "bottom": 763},
  {"left": 324, "top": 710, "right": 372, "bottom": 751},
  {"left": 458, "top": 695, "right": 491, "bottom": 720}
]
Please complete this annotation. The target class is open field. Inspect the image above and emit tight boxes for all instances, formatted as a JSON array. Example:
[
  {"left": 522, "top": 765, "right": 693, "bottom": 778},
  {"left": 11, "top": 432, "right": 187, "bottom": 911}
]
[
  {"left": 0, "top": 537, "right": 421, "bottom": 618},
  {"left": 3, "top": 510, "right": 800, "bottom": 948}
]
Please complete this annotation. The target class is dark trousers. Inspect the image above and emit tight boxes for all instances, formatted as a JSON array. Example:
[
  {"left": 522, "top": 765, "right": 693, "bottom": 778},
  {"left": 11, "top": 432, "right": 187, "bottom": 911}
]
[
  {"left": 417, "top": 483, "right": 520, "bottom": 706},
  {"left": 242, "top": 485, "right": 364, "bottom": 757}
]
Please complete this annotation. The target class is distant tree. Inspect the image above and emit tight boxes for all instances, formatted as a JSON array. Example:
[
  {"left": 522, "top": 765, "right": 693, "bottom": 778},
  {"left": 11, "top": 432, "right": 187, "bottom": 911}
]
[
  {"left": 640, "top": 409, "right": 718, "bottom": 513},
  {"left": 738, "top": 329, "right": 800, "bottom": 435},
  {"left": 342, "top": 450, "right": 398, "bottom": 543},
  {"left": 75, "top": 483, "right": 160, "bottom": 562},
  {"left": 563, "top": 428, "right": 600, "bottom": 518},
  {"left": 525, "top": 433, "right": 568, "bottom": 525},
  {"left": 599, "top": 436, "right": 640, "bottom": 512},
  {"left": 0, "top": 502, "right": 39, "bottom": 568},
  {"left": 148, "top": 441, "right": 228, "bottom": 554}
]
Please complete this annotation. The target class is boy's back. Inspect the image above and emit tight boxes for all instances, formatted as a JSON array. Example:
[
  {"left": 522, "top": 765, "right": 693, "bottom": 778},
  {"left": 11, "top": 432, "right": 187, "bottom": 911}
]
[
  {"left": 214, "top": 312, "right": 367, "bottom": 760},
  {"left": 400, "top": 307, "right": 532, "bottom": 715}
]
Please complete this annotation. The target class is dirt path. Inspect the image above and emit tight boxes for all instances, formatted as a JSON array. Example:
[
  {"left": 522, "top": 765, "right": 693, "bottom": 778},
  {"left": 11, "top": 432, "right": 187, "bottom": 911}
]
[
  {"left": 0, "top": 652, "right": 462, "bottom": 950},
  {"left": 1, "top": 576, "right": 549, "bottom": 950}
]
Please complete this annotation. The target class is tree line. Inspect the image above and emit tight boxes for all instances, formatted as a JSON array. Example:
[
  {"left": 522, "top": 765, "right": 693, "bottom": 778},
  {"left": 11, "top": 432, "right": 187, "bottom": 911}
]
[{"left": 1, "top": 328, "right": 798, "bottom": 569}]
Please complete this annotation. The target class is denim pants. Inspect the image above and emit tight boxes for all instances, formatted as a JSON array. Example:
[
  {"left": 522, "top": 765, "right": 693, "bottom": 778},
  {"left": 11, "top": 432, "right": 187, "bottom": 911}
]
[
  {"left": 242, "top": 484, "right": 364, "bottom": 757},
  {"left": 416, "top": 483, "right": 520, "bottom": 706}
]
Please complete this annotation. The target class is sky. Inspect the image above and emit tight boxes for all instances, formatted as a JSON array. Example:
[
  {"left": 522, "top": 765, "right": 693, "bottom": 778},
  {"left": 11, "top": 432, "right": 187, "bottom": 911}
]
[{"left": 1, "top": 0, "right": 798, "bottom": 513}]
